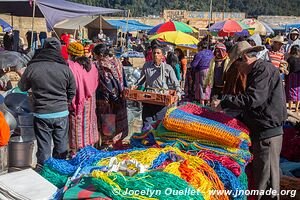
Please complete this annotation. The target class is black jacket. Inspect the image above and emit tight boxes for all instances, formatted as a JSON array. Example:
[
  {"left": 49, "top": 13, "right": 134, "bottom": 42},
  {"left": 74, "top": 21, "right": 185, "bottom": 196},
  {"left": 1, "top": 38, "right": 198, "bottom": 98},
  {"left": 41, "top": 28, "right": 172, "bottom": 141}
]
[
  {"left": 221, "top": 59, "right": 287, "bottom": 140},
  {"left": 18, "top": 38, "right": 76, "bottom": 114}
]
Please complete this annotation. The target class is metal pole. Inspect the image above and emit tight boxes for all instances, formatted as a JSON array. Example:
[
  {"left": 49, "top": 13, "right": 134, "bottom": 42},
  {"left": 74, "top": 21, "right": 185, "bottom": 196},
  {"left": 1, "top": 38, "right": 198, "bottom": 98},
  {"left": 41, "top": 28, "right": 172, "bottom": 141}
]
[
  {"left": 30, "top": 0, "right": 36, "bottom": 49},
  {"left": 207, "top": 0, "right": 213, "bottom": 49},
  {"left": 99, "top": 15, "right": 102, "bottom": 31},
  {"left": 125, "top": 9, "right": 130, "bottom": 50},
  {"left": 223, "top": 0, "right": 226, "bottom": 20}
]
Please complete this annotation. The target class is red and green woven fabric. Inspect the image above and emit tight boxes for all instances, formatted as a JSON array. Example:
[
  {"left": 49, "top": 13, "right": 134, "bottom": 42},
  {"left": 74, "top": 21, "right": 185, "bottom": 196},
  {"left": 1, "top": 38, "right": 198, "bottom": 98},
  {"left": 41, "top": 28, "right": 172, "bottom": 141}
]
[{"left": 63, "top": 177, "right": 111, "bottom": 200}]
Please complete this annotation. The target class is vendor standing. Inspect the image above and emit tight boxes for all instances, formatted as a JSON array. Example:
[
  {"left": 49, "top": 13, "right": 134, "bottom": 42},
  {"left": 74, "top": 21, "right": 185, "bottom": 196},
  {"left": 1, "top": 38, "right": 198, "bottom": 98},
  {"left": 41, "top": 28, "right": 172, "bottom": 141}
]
[
  {"left": 212, "top": 41, "right": 287, "bottom": 200},
  {"left": 137, "top": 45, "right": 181, "bottom": 123}
]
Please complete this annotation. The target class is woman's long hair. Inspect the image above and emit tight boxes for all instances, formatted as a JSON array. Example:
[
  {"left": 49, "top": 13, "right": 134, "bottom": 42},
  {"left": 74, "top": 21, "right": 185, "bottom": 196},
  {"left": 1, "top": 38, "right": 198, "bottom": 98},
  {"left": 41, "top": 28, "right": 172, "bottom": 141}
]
[
  {"left": 290, "top": 45, "right": 300, "bottom": 56},
  {"left": 174, "top": 48, "right": 185, "bottom": 61},
  {"left": 71, "top": 56, "right": 92, "bottom": 72},
  {"left": 166, "top": 52, "right": 179, "bottom": 69},
  {"left": 93, "top": 44, "right": 109, "bottom": 57}
]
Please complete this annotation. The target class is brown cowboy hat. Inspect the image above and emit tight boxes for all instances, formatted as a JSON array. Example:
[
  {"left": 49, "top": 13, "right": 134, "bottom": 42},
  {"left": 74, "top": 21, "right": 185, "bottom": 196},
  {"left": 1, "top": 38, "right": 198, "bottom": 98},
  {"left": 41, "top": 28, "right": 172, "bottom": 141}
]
[
  {"left": 271, "top": 35, "right": 287, "bottom": 44},
  {"left": 227, "top": 41, "right": 264, "bottom": 69}
]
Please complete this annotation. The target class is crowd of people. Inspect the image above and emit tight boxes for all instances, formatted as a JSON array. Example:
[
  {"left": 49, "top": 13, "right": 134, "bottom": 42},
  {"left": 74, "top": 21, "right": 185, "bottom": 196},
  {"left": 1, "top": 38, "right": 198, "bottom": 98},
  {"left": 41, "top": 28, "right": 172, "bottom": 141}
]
[{"left": 1, "top": 26, "right": 300, "bottom": 199}]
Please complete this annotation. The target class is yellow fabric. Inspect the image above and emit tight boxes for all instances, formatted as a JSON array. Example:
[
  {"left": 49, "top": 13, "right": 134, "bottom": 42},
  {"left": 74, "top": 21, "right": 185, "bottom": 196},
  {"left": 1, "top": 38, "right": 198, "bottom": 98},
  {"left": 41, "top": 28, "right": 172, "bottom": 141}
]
[
  {"left": 204, "top": 57, "right": 230, "bottom": 89},
  {"left": 149, "top": 31, "right": 199, "bottom": 45},
  {"left": 97, "top": 146, "right": 228, "bottom": 200},
  {"left": 67, "top": 42, "right": 84, "bottom": 57}
]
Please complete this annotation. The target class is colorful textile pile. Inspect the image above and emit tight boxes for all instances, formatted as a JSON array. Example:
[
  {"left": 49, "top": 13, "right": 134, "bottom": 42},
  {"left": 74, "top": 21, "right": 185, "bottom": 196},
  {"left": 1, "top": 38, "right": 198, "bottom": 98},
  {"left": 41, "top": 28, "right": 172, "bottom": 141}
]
[
  {"left": 163, "top": 107, "right": 250, "bottom": 149},
  {"left": 178, "top": 103, "right": 249, "bottom": 134},
  {"left": 40, "top": 103, "right": 252, "bottom": 200}
]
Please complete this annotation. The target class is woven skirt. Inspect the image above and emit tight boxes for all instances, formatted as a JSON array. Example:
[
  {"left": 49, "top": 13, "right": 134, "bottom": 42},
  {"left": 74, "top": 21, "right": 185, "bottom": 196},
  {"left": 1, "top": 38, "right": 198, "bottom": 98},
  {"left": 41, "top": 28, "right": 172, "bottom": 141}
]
[
  {"left": 194, "top": 68, "right": 211, "bottom": 101},
  {"left": 69, "top": 95, "right": 99, "bottom": 151},
  {"left": 286, "top": 72, "right": 300, "bottom": 102}
]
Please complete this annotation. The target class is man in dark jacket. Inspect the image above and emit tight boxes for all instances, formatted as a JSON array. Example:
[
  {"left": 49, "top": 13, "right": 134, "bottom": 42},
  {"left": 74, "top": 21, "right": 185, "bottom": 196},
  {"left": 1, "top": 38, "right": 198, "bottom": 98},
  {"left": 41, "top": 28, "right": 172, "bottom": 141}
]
[
  {"left": 18, "top": 37, "right": 76, "bottom": 167},
  {"left": 212, "top": 41, "right": 287, "bottom": 200}
]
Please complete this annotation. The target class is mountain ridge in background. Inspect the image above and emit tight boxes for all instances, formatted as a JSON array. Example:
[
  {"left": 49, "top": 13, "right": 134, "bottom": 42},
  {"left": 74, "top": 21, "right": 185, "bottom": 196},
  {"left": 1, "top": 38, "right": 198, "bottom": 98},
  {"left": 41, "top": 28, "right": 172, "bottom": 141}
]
[{"left": 71, "top": 0, "right": 300, "bottom": 17}]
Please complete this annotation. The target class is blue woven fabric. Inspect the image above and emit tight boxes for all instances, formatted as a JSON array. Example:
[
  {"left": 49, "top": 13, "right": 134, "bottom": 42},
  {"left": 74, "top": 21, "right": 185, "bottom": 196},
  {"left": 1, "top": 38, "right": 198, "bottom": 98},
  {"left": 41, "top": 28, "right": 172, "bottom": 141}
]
[{"left": 44, "top": 146, "right": 139, "bottom": 175}]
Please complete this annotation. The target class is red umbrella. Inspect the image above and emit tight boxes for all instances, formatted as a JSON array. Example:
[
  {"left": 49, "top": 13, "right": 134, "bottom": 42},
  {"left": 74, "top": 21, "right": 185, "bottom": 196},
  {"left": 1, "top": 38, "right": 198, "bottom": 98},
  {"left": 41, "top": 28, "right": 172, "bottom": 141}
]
[{"left": 209, "top": 20, "right": 245, "bottom": 37}]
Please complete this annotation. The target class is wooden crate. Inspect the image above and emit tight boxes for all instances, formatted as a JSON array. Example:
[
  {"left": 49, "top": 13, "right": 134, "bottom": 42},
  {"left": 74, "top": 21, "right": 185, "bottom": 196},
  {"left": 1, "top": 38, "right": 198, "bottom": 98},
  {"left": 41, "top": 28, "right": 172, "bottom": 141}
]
[{"left": 124, "top": 89, "right": 178, "bottom": 106}]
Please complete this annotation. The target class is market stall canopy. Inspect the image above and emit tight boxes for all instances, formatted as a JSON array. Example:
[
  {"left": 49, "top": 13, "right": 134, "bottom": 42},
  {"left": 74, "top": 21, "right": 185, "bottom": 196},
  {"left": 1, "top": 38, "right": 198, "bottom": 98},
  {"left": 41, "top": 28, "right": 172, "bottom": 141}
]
[
  {"left": 0, "top": 18, "right": 13, "bottom": 32},
  {"left": 54, "top": 16, "right": 115, "bottom": 30},
  {"left": 0, "top": 0, "right": 123, "bottom": 31},
  {"left": 106, "top": 20, "right": 153, "bottom": 32}
]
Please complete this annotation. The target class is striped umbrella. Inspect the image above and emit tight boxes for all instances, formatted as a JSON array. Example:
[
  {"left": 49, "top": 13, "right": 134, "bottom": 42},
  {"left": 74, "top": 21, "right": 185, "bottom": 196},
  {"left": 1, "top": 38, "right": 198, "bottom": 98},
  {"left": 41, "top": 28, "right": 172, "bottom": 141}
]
[
  {"left": 148, "top": 20, "right": 198, "bottom": 35},
  {"left": 149, "top": 31, "right": 199, "bottom": 46},
  {"left": 0, "top": 18, "right": 12, "bottom": 32}
]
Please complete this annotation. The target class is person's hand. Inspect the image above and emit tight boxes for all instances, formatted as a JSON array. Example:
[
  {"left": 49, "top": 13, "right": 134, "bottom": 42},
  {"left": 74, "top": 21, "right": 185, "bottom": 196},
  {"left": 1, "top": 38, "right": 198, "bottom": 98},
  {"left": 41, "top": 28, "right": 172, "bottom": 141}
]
[
  {"left": 130, "top": 85, "right": 138, "bottom": 90},
  {"left": 211, "top": 99, "right": 220, "bottom": 108},
  {"left": 211, "top": 99, "right": 223, "bottom": 112}
]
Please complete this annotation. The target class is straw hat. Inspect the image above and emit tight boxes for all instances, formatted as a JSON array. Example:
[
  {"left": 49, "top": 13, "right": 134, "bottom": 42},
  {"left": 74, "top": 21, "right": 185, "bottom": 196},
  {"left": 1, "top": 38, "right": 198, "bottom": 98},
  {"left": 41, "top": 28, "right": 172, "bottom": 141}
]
[
  {"left": 67, "top": 42, "right": 84, "bottom": 57},
  {"left": 271, "top": 35, "right": 287, "bottom": 44},
  {"left": 227, "top": 41, "right": 264, "bottom": 69}
]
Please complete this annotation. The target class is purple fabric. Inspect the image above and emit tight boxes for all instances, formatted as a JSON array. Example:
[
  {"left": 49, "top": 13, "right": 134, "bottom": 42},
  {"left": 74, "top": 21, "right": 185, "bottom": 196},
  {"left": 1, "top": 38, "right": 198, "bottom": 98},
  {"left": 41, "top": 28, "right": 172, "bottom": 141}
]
[
  {"left": 36, "top": 0, "right": 122, "bottom": 31},
  {"left": 191, "top": 50, "right": 214, "bottom": 70},
  {"left": 208, "top": 21, "right": 226, "bottom": 32},
  {"left": 235, "top": 29, "right": 250, "bottom": 36},
  {"left": 194, "top": 68, "right": 211, "bottom": 100},
  {"left": 286, "top": 72, "right": 300, "bottom": 102},
  {"left": 0, "top": 0, "right": 122, "bottom": 31},
  {"left": 213, "top": 61, "right": 224, "bottom": 86}
]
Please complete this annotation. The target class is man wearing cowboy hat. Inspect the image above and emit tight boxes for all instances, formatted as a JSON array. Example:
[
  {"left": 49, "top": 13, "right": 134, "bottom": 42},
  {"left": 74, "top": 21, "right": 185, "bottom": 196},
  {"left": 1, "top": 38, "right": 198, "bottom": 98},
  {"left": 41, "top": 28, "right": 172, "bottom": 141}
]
[
  {"left": 212, "top": 41, "right": 287, "bottom": 200},
  {"left": 269, "top": 35, "right": 289, "bottom": 75},
  {"left": 285, "top": 28, "right": 300, "bottom": 53}
]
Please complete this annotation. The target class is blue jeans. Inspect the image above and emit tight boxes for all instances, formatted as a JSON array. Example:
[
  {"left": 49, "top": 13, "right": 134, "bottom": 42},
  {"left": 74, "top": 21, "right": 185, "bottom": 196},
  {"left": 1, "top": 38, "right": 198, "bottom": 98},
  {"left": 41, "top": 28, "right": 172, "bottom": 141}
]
[{"left": 33, "top": 116, "right": 69, "bottom": 165}]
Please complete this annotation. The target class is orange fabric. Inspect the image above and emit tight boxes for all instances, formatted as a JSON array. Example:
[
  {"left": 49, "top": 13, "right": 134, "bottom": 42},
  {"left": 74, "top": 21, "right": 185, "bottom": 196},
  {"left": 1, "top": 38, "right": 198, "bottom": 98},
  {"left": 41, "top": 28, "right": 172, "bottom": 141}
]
[
  {"left": 181, "top": 58, "right": 188, "bottom": 73},
  {"left": 0, "top": 112, "right": 10, "bottom": 147}
]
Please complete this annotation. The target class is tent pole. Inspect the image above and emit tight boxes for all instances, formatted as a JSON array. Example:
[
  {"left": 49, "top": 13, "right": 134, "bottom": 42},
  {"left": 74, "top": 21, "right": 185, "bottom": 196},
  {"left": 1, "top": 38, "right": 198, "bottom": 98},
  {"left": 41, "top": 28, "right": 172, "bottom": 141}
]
[
  {"left": 31, "top": 0, "right": 36, "bottom": 49},
  {"left": 124, "top": 9, "right": 130, "bottom": 51},
  {"left": 10, "top": 14, "right": 13, "bottom": 28},
  {"left": 207, "top": 0, "right": 213, "bottom": 49},
  {"left": 100, "top": 15, "right": 102, "bottom": 31},
  {"left": 125, "top": 10, "right": 130, "bottom": 34},
  {"left": 120, "top": 29, "right": 123, "bottom": 51}
]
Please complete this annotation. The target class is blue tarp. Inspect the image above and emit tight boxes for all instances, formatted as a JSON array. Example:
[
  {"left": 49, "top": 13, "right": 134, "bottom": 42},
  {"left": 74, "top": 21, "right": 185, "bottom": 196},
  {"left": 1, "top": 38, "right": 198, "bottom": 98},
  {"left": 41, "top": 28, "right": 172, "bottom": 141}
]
[
  {"left": 0, "top": 0, "right": 122, "bottom": 31},
  {"left": 0, "top": 18, "right": 13, "bottom": 32},
  {"left": 284, "top": 24, "right": 300, "bottom": 32},
  {"left": 107, "top": 20, "right": 153, "bottom": 32}
]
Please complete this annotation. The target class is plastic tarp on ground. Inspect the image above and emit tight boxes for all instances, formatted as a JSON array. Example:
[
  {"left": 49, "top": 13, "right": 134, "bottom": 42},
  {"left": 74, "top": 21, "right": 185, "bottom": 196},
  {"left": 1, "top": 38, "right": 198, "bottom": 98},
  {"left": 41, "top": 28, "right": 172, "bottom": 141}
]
[
  {"left": 0, "top": 0, "right": 122, "bottom": 31},
  {"left": 107, "top": 20, "right": 153, "bottom": 32}
]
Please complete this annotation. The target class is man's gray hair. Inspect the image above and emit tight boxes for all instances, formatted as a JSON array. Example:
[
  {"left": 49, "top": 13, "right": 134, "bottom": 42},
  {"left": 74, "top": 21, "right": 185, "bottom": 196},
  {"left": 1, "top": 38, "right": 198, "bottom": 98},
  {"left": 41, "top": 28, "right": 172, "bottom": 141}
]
[{"left": 245, "top": 51, "right": 258, "bottom": 58}]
